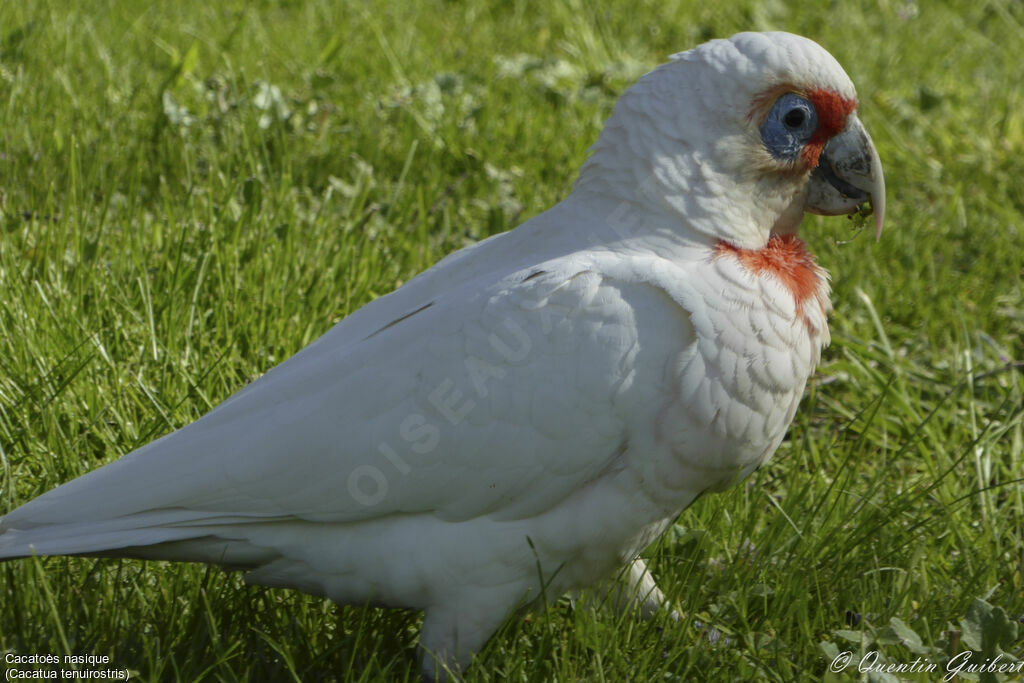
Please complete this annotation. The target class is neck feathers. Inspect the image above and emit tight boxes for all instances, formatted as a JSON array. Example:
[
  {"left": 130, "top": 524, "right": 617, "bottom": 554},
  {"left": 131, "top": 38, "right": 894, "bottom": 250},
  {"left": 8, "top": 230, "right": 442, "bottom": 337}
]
[{"left": 714, "top": 235, "right": 831, "bottom": 329}]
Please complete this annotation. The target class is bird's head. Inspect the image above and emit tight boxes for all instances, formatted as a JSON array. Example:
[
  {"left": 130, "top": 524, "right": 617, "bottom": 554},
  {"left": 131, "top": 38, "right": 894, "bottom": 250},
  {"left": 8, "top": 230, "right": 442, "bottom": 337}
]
[{"left": 575, "top": 31, "right": 885, "bottom": 250}]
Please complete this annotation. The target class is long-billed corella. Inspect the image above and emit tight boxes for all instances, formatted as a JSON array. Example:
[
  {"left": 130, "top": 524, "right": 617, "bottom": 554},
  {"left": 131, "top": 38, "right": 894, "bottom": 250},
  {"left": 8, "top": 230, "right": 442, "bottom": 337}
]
[{"left": 1, "top": 31, "right": 884, "bottom": 679}]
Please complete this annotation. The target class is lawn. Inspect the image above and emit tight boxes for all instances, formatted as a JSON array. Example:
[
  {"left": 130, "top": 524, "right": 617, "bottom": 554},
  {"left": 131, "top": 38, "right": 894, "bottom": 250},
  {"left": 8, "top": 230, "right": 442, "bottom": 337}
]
[{"left": 1, "top": 0, "right": 1022, "bottom": 680}]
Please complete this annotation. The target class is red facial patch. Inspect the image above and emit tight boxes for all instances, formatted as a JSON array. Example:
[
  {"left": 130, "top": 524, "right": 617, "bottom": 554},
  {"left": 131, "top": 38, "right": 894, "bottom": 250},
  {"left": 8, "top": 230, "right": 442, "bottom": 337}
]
[
  {"left": 714, "top": 235, "right": 822, "bottom": 311},
  {"left": 801, "top": 88, "right": 858, "bottom": 167},
  {"left": 749, "top": 85, "right": 858, "bottom": 168}
]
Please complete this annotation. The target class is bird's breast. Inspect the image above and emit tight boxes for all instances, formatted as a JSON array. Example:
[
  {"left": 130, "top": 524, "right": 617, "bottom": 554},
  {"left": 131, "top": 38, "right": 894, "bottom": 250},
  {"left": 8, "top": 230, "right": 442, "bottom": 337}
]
[
  {"left": 653, "top": 238, "right": 831, "bottom": 492},
  {"left": 712, "top": 235, "right": 828, "bottom": 325}
]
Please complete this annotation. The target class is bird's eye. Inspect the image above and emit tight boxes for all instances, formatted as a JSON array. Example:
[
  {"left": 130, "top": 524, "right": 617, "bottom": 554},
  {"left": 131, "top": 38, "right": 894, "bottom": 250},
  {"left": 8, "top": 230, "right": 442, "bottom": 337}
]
[
  {"left": 783, "top": 107, "right": 806, "bottom": 129},
  {"left": 759, "top": 93, "right": 819, "bottom": 161}
]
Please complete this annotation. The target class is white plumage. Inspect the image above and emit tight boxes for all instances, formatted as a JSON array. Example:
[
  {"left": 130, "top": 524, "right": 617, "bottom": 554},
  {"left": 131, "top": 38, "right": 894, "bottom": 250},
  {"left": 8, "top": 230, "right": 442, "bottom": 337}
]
[{"left": 0, "top": 31, "right": 884, "bottom": 677}]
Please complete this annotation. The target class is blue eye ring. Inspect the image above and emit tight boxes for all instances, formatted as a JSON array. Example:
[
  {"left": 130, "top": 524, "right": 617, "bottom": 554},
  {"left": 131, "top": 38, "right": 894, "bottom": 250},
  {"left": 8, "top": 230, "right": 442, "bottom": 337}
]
[{"left": 760, "top": 93, "right": 818, "bottom": 161}]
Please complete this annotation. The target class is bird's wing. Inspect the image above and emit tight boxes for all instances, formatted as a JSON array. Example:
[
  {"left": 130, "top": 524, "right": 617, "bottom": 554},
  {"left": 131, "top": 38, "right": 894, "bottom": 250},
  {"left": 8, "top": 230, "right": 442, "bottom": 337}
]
[{"left": 0, "top": 233, "right": 697, "bottom": 555}]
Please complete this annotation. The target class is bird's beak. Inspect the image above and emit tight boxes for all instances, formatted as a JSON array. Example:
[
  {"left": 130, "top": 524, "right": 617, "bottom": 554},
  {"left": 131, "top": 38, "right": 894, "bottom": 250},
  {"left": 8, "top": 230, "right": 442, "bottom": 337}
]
[{"left": 805, "top": 114, "right": 886, "bottom": 240}]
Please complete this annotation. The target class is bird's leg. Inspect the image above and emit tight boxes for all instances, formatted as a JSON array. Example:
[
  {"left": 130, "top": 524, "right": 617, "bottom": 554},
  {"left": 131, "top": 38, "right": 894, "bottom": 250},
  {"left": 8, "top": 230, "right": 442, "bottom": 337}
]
[
  {"left": 419, "top": 596, "right": 514, "bottom": 682},
  {"left": 590, "top": 557, "right": 679, "bottom": 621}
]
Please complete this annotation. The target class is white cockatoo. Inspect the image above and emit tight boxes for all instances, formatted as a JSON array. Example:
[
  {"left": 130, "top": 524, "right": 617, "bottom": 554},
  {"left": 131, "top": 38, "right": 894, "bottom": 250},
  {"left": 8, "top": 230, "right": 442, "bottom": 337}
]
[{"left": 0, "top": 31, "right": 884, "bottom": 678}]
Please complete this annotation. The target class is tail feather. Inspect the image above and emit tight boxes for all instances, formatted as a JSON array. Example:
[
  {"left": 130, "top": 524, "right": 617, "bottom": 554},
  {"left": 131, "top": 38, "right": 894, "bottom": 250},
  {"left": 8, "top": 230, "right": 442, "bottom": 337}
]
[{"left": 0, "top": 508, "right": 285, "bottom": 565}]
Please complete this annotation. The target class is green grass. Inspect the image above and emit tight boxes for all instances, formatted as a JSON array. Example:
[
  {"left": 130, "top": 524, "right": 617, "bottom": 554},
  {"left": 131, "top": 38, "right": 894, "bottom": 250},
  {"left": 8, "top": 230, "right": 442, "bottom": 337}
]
[{"left": 1, "top": 0, "right": 1022, "bottom": 680}]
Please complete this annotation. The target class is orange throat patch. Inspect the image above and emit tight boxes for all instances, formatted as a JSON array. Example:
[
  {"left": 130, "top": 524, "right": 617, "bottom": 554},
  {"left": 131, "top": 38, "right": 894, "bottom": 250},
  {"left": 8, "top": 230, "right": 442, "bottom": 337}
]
[{"left": 714, "top": 234, "right": 826, "bottom": 316}]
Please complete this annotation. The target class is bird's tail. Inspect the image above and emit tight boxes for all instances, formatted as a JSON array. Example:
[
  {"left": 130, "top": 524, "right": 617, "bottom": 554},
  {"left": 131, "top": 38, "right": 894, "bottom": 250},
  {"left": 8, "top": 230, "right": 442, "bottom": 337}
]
[{"left": 0, "top": 509, "right": 279, "bottom": 567}]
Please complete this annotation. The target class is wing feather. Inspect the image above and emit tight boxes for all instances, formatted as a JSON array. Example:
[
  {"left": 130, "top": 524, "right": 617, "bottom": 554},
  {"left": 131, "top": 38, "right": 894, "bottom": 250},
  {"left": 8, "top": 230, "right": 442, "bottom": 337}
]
[{"left": 1, "top": 226, "right": 699, "bottom": 560}]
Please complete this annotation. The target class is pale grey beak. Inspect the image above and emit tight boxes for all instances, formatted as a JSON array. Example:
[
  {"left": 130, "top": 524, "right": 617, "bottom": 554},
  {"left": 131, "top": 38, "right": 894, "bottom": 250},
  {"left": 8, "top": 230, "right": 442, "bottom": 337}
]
[{"left": 805, "top": 114, "right": 886, "bottom": 240}]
